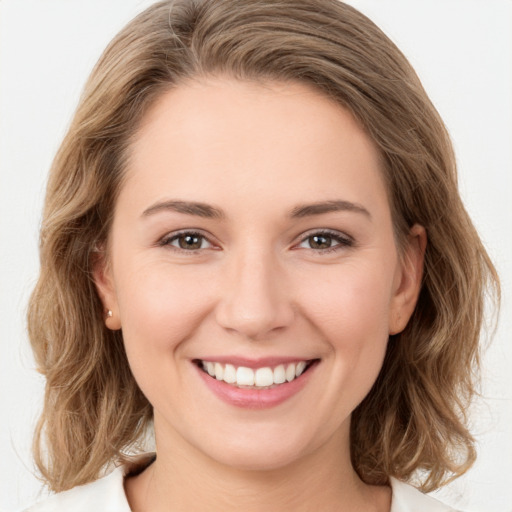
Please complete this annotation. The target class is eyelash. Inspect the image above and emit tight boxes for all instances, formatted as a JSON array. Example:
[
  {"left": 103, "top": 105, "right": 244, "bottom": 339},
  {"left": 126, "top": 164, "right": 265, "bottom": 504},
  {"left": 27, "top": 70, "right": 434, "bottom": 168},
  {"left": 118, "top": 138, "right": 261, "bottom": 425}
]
[
  {"left": 158, "top": 229, "right": 354, "bottom": 254},
  {"left": 296, "top": 229, "right": 354, "bottom": 254},
  {"left": 158, "top": 230, "right": 214, "bottom": 253}
]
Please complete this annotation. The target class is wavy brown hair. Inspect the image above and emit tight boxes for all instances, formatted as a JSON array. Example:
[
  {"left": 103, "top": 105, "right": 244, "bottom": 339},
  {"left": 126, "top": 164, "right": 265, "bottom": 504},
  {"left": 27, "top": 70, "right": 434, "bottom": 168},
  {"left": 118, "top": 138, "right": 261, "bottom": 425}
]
[{"left": 28, "top": 0, "right": 499, "bottom": 493}]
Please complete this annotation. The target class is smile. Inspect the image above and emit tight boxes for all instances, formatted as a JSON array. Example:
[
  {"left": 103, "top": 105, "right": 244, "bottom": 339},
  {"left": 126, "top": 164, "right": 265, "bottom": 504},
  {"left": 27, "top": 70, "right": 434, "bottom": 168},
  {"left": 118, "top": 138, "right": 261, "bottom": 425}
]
[{"left": 196, "top": 360, "right": 315, "bottom": 389}]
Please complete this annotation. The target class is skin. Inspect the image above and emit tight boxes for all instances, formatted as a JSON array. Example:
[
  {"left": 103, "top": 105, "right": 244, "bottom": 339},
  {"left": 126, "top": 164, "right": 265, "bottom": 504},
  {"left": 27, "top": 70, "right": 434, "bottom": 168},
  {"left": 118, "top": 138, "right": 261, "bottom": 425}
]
[{"left": 94, "top": 78, "right": 426, "bottom": 512}]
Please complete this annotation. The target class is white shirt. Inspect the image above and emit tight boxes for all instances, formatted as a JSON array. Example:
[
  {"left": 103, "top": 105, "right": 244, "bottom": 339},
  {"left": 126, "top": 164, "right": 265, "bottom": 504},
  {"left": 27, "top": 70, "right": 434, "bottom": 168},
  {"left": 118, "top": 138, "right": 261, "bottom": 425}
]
[{"left": 24, "top": 458, "right": 458, "bottom": 512}]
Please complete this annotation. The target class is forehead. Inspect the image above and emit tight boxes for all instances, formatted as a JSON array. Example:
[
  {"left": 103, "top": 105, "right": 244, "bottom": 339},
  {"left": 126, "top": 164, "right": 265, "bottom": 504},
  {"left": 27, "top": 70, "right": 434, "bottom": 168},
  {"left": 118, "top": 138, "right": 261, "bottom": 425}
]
[{"left": 122, "top": 78, "right": 389, "bottom": 218}]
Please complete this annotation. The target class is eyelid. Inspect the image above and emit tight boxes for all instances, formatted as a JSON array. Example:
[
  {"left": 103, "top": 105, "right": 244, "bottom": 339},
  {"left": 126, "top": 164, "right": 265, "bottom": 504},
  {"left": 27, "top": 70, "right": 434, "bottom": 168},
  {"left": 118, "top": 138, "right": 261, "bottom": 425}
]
[
  {"left": 158, "top": 229, "right": 219, "bottom": 252},
  {"left": 294, "top": 228, "right": 354, "bottom": 251},
  {"left": 156, "top": 228, "right": 353, "bottom": 253}
]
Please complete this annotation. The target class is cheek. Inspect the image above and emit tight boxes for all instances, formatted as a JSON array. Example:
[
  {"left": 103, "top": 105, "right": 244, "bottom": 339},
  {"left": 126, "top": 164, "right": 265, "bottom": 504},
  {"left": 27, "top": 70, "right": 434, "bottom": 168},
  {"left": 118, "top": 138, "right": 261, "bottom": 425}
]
[
  {"left": 297, "top": 259, "right": 394, "bottom": 340},
  {"left": 296, "top": 261, "right": 393, "bottom": 401},
  {"left": 114, "top": 260, "right": 215, "bottom": 360}
]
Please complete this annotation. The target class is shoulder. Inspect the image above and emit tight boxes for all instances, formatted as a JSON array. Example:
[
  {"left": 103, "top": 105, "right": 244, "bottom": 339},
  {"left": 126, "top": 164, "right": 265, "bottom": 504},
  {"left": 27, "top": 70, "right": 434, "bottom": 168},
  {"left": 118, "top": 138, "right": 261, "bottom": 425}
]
[
  {"left": 23, "top": 466, "right": 130, "bottom": 512},
  {"left": 22, "top": 452, "right": 155, "bottom": 512},
  {"left": 390, "top": 478, "right": 461, "bottom": 512},
  {"left": 22, "top": 461, "right": 460, "bottom": 512}
]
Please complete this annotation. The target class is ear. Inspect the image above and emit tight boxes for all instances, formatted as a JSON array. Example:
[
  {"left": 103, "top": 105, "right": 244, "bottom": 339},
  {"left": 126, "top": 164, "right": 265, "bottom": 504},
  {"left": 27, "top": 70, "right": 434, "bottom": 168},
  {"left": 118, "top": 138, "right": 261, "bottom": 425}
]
[
  {"left": 388, "top": 224, "right": 427, "bottom": 335},
  {"left": 92, "top": 248, "right": 122, "bottom": 330}
]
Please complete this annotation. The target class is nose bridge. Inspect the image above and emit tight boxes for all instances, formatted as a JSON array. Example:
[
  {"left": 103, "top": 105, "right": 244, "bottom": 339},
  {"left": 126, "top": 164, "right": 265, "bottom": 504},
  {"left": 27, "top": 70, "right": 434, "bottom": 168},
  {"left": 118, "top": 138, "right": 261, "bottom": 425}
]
[{"left": 215, "top": 241, "right": 293, "bottom": 339}]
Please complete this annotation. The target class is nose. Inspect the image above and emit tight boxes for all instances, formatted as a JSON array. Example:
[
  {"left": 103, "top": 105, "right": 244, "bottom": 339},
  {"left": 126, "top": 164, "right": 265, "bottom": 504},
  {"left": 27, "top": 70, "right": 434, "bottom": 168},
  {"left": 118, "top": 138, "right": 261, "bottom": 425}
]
[{"left": 215, "top": 248, "right": 294, "bottom": 340}]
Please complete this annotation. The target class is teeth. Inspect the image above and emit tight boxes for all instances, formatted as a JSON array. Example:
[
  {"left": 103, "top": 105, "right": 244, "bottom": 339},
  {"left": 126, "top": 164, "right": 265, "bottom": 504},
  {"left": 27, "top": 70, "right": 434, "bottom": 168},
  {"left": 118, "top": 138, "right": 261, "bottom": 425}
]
[
  {"left": 206, "top": 361, "right": 215, "bottom": 377},
  {"left": 200, "top": 360, "right": 312, "bottom": 388},
  {"left": 273, "top": 364, "right": 286, "bottom": 384},
  {"left": 214, "top": 362, "right": 224, "bottom": 381},
  {"left": 223, "top": 364, "right": 236, "bottom": 384},
  {"left": 255, "top": 367, "right": 274, "bottom": 387},
  {"left": 295, "top": 361, "right": 307, "bottom": 377},
  {"left": 285, "top": 363, "right": 296, "bottom": 382},
  {"left": 236, "top": 366, "right": 255, "bottom": 386}
]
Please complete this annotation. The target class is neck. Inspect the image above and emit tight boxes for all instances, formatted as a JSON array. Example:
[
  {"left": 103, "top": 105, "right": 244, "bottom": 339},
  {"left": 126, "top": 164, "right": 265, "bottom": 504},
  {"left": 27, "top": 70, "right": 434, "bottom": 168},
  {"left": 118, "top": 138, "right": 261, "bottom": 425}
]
[{"left": 125, "top": 420, "right": 390, "bottom": 512}]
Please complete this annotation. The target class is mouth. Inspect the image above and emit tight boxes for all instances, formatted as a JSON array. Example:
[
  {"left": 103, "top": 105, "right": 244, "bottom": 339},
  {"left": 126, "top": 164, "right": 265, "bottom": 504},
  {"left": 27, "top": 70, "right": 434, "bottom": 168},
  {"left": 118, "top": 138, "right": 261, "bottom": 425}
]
[{"left": 193, "top": 359, "right": 319, "bottom": 390}]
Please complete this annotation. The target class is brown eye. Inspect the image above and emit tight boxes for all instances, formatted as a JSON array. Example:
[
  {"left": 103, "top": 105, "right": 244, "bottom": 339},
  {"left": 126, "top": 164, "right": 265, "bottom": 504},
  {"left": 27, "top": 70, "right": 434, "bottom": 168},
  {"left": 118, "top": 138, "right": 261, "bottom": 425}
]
[
  {"left": 178, "top": 234, "right": 203, "bottom": 249},
  {"left": 308, "top": 234, "right": 332, "bottom": 249},
  {"left": 297, "top": 230, "right": 353, "bottom": 252},
  {"left": 163, "top": 232, "right": 212, "bottom": 251}
]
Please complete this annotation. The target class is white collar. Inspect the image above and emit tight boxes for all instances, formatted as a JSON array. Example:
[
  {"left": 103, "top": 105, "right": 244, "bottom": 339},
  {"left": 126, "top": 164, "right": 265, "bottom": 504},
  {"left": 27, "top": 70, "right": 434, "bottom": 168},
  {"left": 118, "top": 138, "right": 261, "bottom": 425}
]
[{"left": 25, "top": 454, "right": 458, "bottom": 511}]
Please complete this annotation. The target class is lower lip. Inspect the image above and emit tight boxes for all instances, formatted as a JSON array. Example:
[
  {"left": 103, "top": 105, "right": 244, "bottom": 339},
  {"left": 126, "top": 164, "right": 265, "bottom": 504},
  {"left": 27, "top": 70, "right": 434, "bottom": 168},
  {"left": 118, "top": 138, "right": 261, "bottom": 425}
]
[{"left": 195, "top": 362, "right": 318, "bottom": 409}]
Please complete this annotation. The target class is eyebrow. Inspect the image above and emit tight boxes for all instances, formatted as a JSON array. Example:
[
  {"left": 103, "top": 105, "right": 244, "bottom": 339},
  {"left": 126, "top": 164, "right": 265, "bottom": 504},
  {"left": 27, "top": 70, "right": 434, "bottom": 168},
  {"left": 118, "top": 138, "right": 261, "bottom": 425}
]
[
  {"left": 289, "top": 200, "right": 371, "bottom": 219},
  {"left": 142, "top": 200, "right": 225, "bottom": 219},
  {"left": 141, "top": 199, "right": 370, "bottom": 220}
]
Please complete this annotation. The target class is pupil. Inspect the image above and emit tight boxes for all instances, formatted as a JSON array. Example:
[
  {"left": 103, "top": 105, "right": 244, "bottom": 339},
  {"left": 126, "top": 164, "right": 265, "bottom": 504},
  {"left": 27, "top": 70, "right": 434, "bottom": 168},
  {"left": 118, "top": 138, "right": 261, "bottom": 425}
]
[
  {"left": 311, "top": 235, "right": 331, "bottom": 249},
  {"left": 179, "top": 235, "right": 201, "bottom": 249}
]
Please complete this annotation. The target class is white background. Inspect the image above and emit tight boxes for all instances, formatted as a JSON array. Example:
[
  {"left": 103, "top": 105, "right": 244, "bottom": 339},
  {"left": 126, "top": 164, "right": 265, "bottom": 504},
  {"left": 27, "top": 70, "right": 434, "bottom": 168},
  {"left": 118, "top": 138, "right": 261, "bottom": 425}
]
[{"left": 0, "top": 1, "right": 511, "bottom": 510}]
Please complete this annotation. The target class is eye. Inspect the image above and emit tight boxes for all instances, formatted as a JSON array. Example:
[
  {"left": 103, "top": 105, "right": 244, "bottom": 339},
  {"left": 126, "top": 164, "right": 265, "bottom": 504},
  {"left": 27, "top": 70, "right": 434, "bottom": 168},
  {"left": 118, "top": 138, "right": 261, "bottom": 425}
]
[
  {"left": 297, "top": 230, "right": 353, "bottom": 252},
  {"left": 160, "top": 231, "right": 213, "bottom": 251}
]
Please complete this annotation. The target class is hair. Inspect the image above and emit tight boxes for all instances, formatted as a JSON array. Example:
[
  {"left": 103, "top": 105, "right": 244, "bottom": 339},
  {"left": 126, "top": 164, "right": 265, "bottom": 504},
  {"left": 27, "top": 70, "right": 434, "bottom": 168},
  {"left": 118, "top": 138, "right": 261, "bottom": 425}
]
[{"left": 28, "top": 0, "right": 499, "bottom": 494}]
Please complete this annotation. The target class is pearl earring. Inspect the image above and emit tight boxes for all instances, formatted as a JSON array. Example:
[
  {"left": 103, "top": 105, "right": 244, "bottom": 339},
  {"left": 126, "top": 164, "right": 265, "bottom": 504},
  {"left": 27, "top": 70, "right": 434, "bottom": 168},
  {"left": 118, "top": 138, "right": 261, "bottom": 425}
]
[{"left": 107, "top": 310, "right": 113, "bottom": 318}]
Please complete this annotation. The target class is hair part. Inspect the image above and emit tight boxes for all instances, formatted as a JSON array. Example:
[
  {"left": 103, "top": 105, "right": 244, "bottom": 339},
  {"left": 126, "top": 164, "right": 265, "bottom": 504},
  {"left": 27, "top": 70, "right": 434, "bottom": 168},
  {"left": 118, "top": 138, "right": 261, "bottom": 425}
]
[{"left": 28, "top": 0, "right": 499, "bottom": 493}]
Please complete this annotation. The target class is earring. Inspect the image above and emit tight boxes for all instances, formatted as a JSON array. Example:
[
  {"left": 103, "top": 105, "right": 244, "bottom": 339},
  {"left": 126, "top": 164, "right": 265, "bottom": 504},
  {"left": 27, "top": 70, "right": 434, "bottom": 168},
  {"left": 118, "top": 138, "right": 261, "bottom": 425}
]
[{"left": 104, "top": 309, "right": 121, "bottom": 331}]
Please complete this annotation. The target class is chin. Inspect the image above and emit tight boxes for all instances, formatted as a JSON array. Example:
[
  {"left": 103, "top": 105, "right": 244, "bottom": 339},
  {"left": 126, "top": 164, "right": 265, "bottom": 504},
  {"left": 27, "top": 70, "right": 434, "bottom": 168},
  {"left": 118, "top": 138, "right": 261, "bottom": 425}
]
[
  {"left": 195, "top": 424, "right": 329, "bottom": 473},
  {"left": 209, "top": 446, "right": 304, "bottom": 472}
]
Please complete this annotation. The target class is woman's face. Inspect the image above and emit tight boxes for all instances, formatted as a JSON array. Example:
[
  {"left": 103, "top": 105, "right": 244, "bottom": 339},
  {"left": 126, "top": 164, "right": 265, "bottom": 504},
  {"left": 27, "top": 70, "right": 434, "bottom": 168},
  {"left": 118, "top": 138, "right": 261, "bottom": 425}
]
[{"left": 95, "top": 78, "right": 424, "bottom": 471}]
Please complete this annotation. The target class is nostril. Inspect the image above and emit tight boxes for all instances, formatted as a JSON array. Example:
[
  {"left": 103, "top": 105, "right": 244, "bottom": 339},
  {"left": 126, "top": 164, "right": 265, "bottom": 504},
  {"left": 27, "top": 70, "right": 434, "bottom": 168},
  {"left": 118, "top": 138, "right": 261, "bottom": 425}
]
[{"left": 215, "top": 296, "right": 295, "bottom": 340}]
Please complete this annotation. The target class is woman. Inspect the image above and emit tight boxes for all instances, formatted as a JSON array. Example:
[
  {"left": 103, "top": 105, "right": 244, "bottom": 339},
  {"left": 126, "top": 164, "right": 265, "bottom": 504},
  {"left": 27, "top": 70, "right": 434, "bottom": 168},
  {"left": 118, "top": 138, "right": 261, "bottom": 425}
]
[{"left": 24, "top": 0, "right": 499, "bottom": 510}]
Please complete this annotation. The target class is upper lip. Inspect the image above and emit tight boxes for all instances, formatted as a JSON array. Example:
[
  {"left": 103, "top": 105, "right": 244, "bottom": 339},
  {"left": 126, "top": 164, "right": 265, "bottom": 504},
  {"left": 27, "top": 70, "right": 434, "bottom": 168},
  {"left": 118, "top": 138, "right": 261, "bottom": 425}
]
[{"left": 193, "top": 356, "right": 318, "bottom": 369}]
